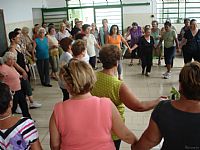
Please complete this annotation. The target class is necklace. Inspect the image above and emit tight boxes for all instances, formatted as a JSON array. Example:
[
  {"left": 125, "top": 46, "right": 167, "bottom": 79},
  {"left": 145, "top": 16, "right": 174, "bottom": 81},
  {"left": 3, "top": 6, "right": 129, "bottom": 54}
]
[{"left": 0, "top": 114, "right": 13, "bottom": 121}]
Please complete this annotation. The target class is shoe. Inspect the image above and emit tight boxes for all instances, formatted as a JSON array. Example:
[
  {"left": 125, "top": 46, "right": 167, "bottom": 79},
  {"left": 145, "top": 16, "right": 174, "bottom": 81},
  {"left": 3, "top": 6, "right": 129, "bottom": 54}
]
[
  {"left": 158, "top": 60, "right": 161, "bottom": 66},
  {"left": 162, "top": 71, "right": 171, "bottom": 76},
  {"left": 15, "top": 105, "right": 22, "bottom": 114},
  {"left": 29, "top": 101, "right": 42, "bottom": 109},
  {"left": 142, "top": 70, "right": 145, "bottom": 75},
  {"left": 129, "top": 62, "right": 133, "bottom": 66},
  {"left": 43, "top": 84, "right": 52, "bottom": 87},
  {"left": 145, "top": 72, "right": 150, "bottom": 77},
  {"left": 93, "top": 67, "right": 98, "bottom": 70},
  {"left": 52, "top": 76, "right": 58, "bottom": 81},
  {"left": 163, "top": 72, "right": 171, "bottom": 79},
  {"left": 118, "top": 77, "right": 123, "bottom": 81}
]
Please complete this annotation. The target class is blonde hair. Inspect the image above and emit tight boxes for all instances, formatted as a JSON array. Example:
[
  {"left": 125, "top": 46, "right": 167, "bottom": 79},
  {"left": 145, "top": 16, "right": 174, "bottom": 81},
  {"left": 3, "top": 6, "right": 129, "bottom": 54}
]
[
  {"left": 60, "top": 22, "right": 66, "bottom": 28},
  {"left": 60, "top": 59, "right": 96, "bottom": 96},
  {"left": 22, "top": 27, "right": 29, "bottom": 34},
  {"left": 3, "top": 51, "right": 17, "bottom": 63}
]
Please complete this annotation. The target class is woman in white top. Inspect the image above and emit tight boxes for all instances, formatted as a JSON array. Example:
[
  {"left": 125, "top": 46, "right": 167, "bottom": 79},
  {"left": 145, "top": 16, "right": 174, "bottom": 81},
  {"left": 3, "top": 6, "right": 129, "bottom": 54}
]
[
  {"left": 59, "top": 37, "right": 73, "bottom": 101},
  {"left": 56, "top": 23, "right": 71, "bottom": 42},
  {"left": 47, "top": 26, "right": 59, "bottom": 80},
  {"left": 82, "top": 24, "right": 101, "bottom": 69}
]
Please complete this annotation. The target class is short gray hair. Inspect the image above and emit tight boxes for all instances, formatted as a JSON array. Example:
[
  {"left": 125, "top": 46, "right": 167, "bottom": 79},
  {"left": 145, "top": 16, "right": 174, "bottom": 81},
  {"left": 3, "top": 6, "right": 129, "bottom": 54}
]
[
  {"left": 38, "top": 27, "right": 46, "bottom": 35},
  {"left": 3, "top": 51, "right": 17, "bottom": 63}
]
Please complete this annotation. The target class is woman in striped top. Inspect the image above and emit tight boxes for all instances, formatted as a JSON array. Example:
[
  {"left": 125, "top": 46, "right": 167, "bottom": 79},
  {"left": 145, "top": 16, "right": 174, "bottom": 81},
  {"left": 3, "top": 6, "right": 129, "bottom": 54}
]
[{"left": 0, "top": 83, "right": 42, "bottom": 150}]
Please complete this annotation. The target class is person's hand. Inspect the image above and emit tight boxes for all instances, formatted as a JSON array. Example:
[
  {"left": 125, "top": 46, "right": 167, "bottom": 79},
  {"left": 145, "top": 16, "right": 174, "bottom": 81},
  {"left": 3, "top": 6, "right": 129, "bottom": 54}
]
[
  {"left": 32, "top": 57, "right": 35, "bottom": 62},
  {"left": 129, "top": 47, "right": 135, "bottom": 53},
  {"left": 176, "top": 48, "right": 180, "bottom": 53},
  {"left": 159, "top": 96, "right": 168, "bottom": 101},
  {"left": 22, "top": 71, "right": 28, "bottom": 80},
  {"left": 53, "top": 45, "right": 58, "bottom": 48},
  {"left": 128, "top": 47, "right": 132, "bottom": 53}
]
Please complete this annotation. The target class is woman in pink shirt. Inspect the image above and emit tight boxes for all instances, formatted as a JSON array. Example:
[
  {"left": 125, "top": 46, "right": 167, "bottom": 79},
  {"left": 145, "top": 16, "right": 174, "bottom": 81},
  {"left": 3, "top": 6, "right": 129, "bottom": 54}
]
[
  {"left": 49, "top": 58, "right": 137, "bottom": 150},
  {"left": 0, "top": 51, "right": 31, "bottom": 118}
]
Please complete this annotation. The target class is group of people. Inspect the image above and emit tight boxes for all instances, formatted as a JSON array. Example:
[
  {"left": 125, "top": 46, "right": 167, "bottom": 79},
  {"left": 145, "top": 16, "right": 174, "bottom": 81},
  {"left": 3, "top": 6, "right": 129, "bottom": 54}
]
[
  {"left": 124, "top": 18, "right": 200, "bottom": 79},
  {"left": 1, "top": 44, "right": 200, "bottom": 149},
  {"left": 0, "top": 17, "right": 200, "bottom": 150}
]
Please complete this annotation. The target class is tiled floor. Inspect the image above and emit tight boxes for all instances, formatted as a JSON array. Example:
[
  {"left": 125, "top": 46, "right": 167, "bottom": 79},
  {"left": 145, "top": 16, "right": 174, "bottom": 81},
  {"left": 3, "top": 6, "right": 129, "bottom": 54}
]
[{"left": 28, "top": 57, "right": 184, "bottom": 150}]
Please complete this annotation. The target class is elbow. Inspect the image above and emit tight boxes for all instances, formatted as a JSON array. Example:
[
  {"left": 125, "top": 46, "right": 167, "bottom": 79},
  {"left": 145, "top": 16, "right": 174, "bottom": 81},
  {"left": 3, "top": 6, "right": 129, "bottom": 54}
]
[
  {"left": 129, "top": 104, "right": 147, "bottom": 112},
  {"left": 122, "top": 132, "right": 137, "bottom": 145},
  {"left": 50, "top": 143, "right": 60, "bottom": 150}
]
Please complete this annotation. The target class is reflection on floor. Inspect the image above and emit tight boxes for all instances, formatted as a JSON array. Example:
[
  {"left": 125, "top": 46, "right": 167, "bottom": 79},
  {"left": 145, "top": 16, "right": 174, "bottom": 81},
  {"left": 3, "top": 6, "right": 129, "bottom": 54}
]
[{"left": 29, "top": 58, "right": 184, "bottom": 150}]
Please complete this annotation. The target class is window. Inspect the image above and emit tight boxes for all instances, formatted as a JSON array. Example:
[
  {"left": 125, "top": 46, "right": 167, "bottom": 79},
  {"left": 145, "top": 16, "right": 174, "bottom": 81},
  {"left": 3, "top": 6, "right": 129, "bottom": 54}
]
[
  {"left": 68, "top": 0, "right": 120, "bottom": 7},
  {"left": 157, "top": 0, "right": 200, "bottom": 23}
]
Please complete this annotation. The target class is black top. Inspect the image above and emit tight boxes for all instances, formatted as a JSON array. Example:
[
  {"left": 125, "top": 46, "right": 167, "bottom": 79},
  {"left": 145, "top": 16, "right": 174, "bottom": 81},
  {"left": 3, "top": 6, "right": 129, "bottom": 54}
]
[
  {"left": 139, "top": 36, "right": 154, "bottom": 56},
  {"left": 152, "top": 100, "right": 200, "bottom": 150},
  {"left": 183, "top": 29, "right": 200, "bottom": 52},
  {"left": 71, "top": 27, "right": 81, "bottom": 37},
  {"left": 16, "top": 50, "right": 26, "bottom": 74}
]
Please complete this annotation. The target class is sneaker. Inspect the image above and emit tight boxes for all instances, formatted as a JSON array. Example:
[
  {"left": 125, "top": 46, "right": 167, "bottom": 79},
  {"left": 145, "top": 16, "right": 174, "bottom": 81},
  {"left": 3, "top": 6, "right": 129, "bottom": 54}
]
[
  {"left": 15, "top": 105, "right": 22, "bottom": 114},
  {"left": 162, "top": 71, "right": 171, "bottom": 76},
  {"left": 43, "top": 83, "right": 52, "bottom": 87},
  {"left": 29, "top": 101, "right": 42, "bottom": 109},
  {"left": 145, "top": 72, "right": 150, "bottom": 77},
  {"left": 164, "top": 72, "right": 171, "bottom": 79}
]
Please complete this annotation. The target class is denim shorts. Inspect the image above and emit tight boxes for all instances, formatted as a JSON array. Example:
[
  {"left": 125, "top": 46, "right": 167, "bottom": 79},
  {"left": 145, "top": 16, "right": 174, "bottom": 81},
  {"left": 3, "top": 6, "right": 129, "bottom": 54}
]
[{"left": 164, "top": 46, "right": 175, "bottom": 65}]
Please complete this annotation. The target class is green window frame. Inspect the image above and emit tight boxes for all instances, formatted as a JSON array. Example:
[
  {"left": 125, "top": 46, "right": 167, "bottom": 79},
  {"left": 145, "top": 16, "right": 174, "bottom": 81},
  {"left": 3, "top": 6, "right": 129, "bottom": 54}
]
[{"left": 157, "top": 0, "right": 200, "bottom": 24}]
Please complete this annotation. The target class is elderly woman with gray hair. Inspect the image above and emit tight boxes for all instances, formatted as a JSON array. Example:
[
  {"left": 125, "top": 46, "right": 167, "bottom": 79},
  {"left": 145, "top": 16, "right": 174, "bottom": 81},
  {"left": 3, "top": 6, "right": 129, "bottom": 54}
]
[
  {"left": 33, "top": 27, "right": 52, "bottom": 87},
  {"left": 0, "top": 52, "right": 31, "bottom": 118},
  {"left": 21, "top": 27, "right": 35, "bottom": 66}
]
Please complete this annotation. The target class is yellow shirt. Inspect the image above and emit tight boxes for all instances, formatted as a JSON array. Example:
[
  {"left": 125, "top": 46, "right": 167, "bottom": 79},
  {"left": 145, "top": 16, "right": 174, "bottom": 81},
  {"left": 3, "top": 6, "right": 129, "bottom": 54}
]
[{"left": 91, "top": 71, "right": 124, "bottom": 140}]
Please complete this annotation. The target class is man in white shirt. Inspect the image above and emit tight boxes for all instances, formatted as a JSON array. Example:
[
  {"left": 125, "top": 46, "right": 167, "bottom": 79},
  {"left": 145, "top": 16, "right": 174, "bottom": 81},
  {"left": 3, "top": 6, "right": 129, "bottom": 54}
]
[{"left": 82, "top": 24, "right": 101, "bottom": 69}]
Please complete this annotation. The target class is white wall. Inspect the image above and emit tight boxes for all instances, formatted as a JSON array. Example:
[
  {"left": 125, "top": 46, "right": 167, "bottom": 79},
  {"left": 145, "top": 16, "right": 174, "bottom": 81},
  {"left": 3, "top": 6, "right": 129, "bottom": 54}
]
[
  {"left": 46, "top": 0, "right": 66, "bottom": 8},
  {"left": 0, "top": 0, "right": 46, "bottom": 39},
  {"left": 123, "top": 0, "right": 157, "bottom": 28}
]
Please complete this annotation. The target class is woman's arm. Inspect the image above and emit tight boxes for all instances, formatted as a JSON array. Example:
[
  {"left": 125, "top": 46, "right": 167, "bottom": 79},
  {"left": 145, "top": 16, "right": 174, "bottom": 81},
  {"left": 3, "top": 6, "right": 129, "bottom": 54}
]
[
  {"left": 175, "top": 37, "right": 180, "bottom": 51},
  {"left": 119, "top": 83, "right": 160, "bottom": 112},
  {"left": 121, "top": 35, "right": 130, "bottom": 50},
  {"left": 49, "top": 113, "right": 61, "bottom": 150},
  {"left": 13, "top": 63, "right": 27, "bottom": 79},
  {"left": 131, "top": 119, "right": 162, "bottom": 150},
  {"left": 32, "top": 41, "right": 36, "bottom": 62},
  {"left": 30, "top": 139, "right": 43, "bottom": 150},
  {"left": 111, "top": 102, "right": 138, "bottom": 144},
  {"left": 179, "top": 37, "right": 187, "bottom": 49},
  {"left": 156, "top": 37, "right": 163, "bottom": 49},
  {"left": 105, "top": 35, "right": 109, "bottom": 44}
]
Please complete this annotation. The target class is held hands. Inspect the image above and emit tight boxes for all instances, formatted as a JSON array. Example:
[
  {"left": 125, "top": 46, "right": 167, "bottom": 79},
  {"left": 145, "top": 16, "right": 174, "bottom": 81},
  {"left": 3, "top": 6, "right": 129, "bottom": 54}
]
[
  {"left": 129, "top": 47, "right": 136, "bottom": 53},
  {"left": 176, "top": 45, "right": 180, "bottom": 53},
  {"left": 159, "top": 96, "right": 168, "bottom": 101}
]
